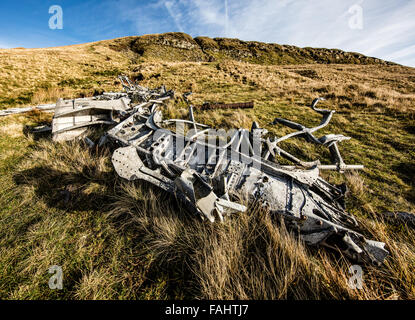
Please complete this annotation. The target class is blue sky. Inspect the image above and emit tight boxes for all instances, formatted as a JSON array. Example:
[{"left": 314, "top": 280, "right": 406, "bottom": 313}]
[{"left": 0, "top": 0, "right": 414, "bottom": 67}]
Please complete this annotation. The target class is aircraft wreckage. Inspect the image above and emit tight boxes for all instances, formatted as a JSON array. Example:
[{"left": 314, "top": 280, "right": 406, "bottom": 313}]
[{"left": 6, "top": 76, "right": 390, "bottom": 265}]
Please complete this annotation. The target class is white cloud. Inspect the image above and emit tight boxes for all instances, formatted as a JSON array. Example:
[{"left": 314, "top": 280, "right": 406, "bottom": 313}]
[
  {"left": 386, "top": 44, "right": 415, "bottom": 61},
  {"left": 140, "top": 0, "right": 414, "bottom": 67},
  {"left": 164, "top": 1, "right": 185, "bottom": 32},
  {"left": 0, "top": 0, "right": 412, "bottom": 66}
]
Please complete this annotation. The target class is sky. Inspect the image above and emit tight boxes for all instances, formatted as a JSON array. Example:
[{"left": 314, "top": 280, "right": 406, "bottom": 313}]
[{"left": 0, "top": 0, "right": 414, "bottom": 67}]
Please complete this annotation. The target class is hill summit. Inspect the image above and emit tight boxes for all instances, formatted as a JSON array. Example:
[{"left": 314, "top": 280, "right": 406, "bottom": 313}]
[
  {"left": 1, "top": 31, "right": 415, "bottom": 301},
  {"left": 103, "top": 32, "right": 395, "bottom": 66}
]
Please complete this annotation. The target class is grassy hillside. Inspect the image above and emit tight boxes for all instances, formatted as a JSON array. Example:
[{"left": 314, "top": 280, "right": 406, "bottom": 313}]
[{"left": 0, "top": 33, "right": 414, "bottom": 299}]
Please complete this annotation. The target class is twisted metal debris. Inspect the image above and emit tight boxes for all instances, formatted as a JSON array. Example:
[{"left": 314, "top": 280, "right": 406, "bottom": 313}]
[
  {"left": 0, "top": 104, "right": 56, "bottom": 116},
  {"left": 6, "top": 76, "right": 390, "bottom": 265}
]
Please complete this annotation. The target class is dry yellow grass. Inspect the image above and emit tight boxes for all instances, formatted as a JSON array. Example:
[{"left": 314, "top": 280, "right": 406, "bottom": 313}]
[{"left": 0, "top": 34, "right": 414, "bottom": 300}]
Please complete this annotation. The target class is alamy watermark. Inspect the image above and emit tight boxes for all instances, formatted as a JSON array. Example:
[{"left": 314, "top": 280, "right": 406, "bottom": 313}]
[
  {"left": 348, "top": 265, "right": 363, "bottom": 290},
  {"left": 48, "top": 265, "right": 63, "bottom": 290},
  {"left": 348, "top": 4, "right": 364, "bottom": 30},
  {"left": 49, "top": 5, "right": 63, "bottom": 30}
]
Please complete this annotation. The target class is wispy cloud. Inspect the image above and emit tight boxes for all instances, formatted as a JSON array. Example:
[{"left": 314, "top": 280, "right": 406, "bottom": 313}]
[
  {"left": 164, "top": 1, "right": 185, "bottom": 32},
  {"left": 0, "top": 1, "right": 413, "bottom": 66},
  {"left": 386, "top": 44, "right": 415, "bottom": 61},
  {"left": 128, "top": 0, "right": 414, "bottom": 67}
]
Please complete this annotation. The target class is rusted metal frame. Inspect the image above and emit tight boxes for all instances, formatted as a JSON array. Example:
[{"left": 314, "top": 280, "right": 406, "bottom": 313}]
[
  {"left": 195, "top": 102, "right": 254, "bottom": 111},
  {"left": 274, "top": 111, "right": 334, "bottom": 144},
  {"left": 151, "top": 125, "right": 318, "bottom": 186},
  {"left": 162, "top": 119, "right": 210, "bottom": 128},
  {"left": 270, "top": 102, "right": 362, "bottom": 171},
  {"left": 52, "top": 120, "right": 115, "bottom": 135},
  {"left": 0, "top": 104, "right": 56, "bottom": 116}
]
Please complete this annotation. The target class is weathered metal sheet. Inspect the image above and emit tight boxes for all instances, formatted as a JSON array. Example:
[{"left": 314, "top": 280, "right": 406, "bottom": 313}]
[
  {"left": 51, "top": 97, "right": 131, "bottom": 142},
  {"left": 0, "top": 104, "right": 56, "bottom": 117},
  {"left": 42, "top": 76, "right": 390, "bottom": 265}
]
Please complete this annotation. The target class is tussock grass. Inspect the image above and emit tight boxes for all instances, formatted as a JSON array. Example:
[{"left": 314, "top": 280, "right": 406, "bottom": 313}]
[
  {"left": 31, "top": 87, "right": 72, "bottom": 105},
  {"left": 0, "top": 36, "right": 414, "bottom": 299},
  {"left": 0, "top": 112, "right": 414, "bottom": 299},
  {"left": 107, "top": 167, "right": 415, "bottom": 300}
]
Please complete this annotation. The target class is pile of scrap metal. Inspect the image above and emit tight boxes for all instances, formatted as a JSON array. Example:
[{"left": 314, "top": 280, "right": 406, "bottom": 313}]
[
  {"left": 0, "top": 104, "right": 56, "bottom": 117},
  {"left": 51, "top": 76, "right": 174, "bottom": 142},
  {"left": 8, "top": 76, "right": 390, "bottom": 265}
]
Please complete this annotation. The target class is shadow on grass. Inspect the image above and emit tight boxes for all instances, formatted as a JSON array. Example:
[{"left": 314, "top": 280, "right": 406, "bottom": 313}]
[
  {"left": 13, "top": 165, "right": 115, "bottom": 212},
  {"left": 12, "top": 160, "right": 197, "bottom": 299},
  {"left": 23, "top": 124, "right": 52, "bottom": 141},
  {"left": 392, "top": 161, "right": 415, "bottom": 204},
  {"left": 9, "top": 140, "right": 379, "bottom": 299}
]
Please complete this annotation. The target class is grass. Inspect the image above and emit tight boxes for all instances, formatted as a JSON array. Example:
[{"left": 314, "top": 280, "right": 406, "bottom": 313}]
[{"left": 0, "top": 34, "right": 414, "bottom": 300}]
